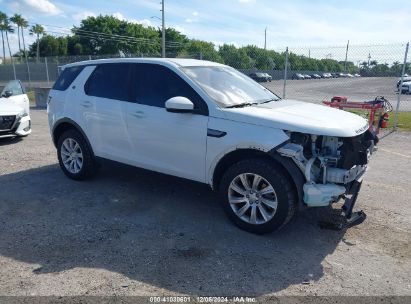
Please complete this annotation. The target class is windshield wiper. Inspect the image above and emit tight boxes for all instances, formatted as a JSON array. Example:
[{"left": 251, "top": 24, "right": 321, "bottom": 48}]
[
  {"left": 259, "top": 98, "right": 279, "bottom": 104},
  {"left": 225, "top": 102, "right": 258, "bottom": 108}
]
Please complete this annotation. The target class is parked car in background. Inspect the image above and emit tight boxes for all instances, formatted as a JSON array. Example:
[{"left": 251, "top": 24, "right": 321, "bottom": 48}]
[
  {"left": 354, "top": 73, "right": 361, "bottom": 77},
  {"left": 400, "top": 82, "right": 411, "bottom": 94},
  {"left": 249, "top": 72, "right": 272, "bottom": 82},
  {"left": 346, "top": 73, "right": 354, "bottom": 78},
  {"left": 321, "top": 73, "right": 332, "bottom": 78},
  {"left": 396, "top": 76, "right": 411, "bottom": 89},
  {"left": 47, "top": 58, "right": 375, "bottom": 234},
  {"left": 292, "top": 73, "right": 305, "bottom": 80},
  {"left": 311, "top": 74, "right": 321, "bottom": 79},
  {"left": 303, "top": 74, "right": 312, "bottom": 79},
  {"left": 331, "top": 73, "right": 339, "bottom": 78},
  {"left": 0, "top": 80, "right": 31, "bottom": 138}
]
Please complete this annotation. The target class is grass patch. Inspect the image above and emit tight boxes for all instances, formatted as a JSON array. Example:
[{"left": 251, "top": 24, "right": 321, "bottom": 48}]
[
  {"left": 347, "top": 109, "right": 411, "bottom": 132},
  {"left": 26, "top": 90, "right": 36, "bottom": 106},
  {"left": 389, "top": 112, "right": 411, "bottom": 131}
]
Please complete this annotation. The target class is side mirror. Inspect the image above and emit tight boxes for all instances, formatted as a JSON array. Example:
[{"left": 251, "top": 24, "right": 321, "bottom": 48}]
[
  {"left": 165, "top": 96, "right": 194, "bottom": 113},
  {"left": 2, "top": 90, "right": 13, "bottom": 98}
]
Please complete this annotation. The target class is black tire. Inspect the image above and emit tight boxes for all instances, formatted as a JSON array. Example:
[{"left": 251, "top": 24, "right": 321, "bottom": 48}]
[
  {"left": 219, "top": 158, "right": 297, "bottom": 234},
  {"left": 57, "top": 129, "right": 97, "bottom": 180}
]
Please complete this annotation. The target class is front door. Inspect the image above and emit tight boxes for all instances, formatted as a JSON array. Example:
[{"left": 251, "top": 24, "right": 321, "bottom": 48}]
[{"left": 125, "top": 63, "right": 209, "bottom": 182}]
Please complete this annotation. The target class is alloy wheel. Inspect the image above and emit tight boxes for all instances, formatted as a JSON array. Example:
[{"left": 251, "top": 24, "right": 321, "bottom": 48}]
[{"left": 228, "top": 173, "right": 278, "bottom": 225}]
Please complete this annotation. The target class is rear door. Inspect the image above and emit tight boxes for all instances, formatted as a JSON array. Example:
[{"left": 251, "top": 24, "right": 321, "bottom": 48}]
[
  {"left": 1, "top": 80, "right": 29, "bottom": 114},
  {"left": 83, "top": 63, "right": 134, "bottom": 161}
]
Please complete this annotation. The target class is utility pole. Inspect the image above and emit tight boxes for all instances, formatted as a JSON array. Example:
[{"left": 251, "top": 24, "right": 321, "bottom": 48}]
[
  {"left": 161, "top": 0, "right": 165, "bottom": 58},
  {"left": 344, "top": 40, "right": 349, "bottom": 72},
  {"left": 393, "top": 42, "right": 409, "bottom": 130},
  {"left": 264, "top": 27, "right": 267, "bottom": 50}
]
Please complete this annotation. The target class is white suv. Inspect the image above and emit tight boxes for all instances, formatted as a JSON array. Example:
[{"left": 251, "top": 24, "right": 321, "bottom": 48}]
[{"left": 47, "top": 58, "right": 376, "bottom": 233}]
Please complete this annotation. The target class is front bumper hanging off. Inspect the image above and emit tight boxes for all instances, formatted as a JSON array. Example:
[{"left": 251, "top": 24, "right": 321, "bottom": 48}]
[
  {"left": 318, "top": 180, "right": 367, "bottom": 230},
  {"left": 341, "top": 180, "right": 367, "bottom": 227}
]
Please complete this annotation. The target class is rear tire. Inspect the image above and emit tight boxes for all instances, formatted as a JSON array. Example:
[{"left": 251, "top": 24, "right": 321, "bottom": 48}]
[
  {"left": 57, "top": 129, "right": 97, "bottom": 180},
  {"left": 219, "top": 158, "right": 297, "bottom": 234}
]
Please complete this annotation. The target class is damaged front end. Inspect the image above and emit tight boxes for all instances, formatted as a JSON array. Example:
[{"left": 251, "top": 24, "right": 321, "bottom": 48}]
[{"left": 278, "top": 130, "right": 378, "bottom": 226}]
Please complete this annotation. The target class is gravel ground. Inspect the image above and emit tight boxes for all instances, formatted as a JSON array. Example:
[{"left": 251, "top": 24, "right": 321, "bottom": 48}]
[{"left": 0, "top": 110, "right": 410, "bottom": 299}]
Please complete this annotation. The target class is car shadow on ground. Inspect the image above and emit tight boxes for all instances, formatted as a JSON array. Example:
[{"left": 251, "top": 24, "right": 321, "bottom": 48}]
[
  {"left": 0, "top": 137, "right": 23, "bottom": 146},
  {"left": 0, "top": 161, "right": 346, "bottom": 296}
]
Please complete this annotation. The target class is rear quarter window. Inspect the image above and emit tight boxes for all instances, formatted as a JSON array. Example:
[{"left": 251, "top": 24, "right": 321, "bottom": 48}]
[{"left": 52, "top": 65, "right": 85, "bottom": 91}]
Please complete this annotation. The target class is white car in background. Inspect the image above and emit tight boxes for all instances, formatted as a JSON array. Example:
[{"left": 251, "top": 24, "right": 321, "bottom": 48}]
[
  {"left": 0, "top": 80, "right": 31, "bottom": 138},
  {"left": 400, "top": 81, "right": 411, "bottom": 94},
  {"left": 397, "top": 76, "right": 411, "bottom": 90}
]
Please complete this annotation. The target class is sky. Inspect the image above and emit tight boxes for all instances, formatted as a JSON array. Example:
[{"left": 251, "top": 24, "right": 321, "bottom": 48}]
[{"left": 1, "top": 0, "right": 410, "bottom": 62}]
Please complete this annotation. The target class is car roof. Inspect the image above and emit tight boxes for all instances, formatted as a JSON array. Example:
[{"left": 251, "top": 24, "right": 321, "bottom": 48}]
[{"left": 62, "top": 57, "right": 225, "bottom": 69}]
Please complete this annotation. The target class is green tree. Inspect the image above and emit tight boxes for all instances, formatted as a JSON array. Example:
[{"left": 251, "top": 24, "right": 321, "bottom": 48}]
[
  {"left": 29, "top": 24, "right": 45, "bottom": 62},
  {"left": 0, "top": 17, "right": 15, "bottom": 76},
  {"left": 162, "top": 27, "right": 188, "bottom": 56},
  {"left": 73, "top": 15, "right": 160, "bottom": 55},
  {"left": 242, "top": 45, "right": 275, "bottom": 70},
  {"left": 9, "top": 14, "right": 26, "bottom": 61},
  {"left": 390, "top": 61, "right": 401, "bottom": 75},
  {"left": 29, "top": 35, "right": 67, "bottom": 57},
  {"left": 180, "top": 39, "right": 222, "bottom": 62},
  {"left": 370, "top": 60, "right": 378, "bottom": 67},
  {"left": 218, "top": 44, "right": 252, "bottom": 68},
  {"left": 17, "top": 15, "right": 28, "bottom": 58}
]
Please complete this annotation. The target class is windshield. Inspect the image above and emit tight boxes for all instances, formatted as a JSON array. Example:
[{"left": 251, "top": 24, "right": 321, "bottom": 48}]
[{"left": 181, "top": 66, "right": 280, "bottom": 108}]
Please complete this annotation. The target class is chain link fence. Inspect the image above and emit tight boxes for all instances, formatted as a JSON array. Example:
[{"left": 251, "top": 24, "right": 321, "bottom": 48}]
[{"left": 0, "top": 42, "right": 409, "bottom": 131}]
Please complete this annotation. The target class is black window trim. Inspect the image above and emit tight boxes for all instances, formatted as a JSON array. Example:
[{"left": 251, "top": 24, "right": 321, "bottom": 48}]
[
  {"left": 130, "top": 63, "right": 209, "bottom": 116},
  {"left": 84, "top": 63, "right": 133, "bottom": 102}
]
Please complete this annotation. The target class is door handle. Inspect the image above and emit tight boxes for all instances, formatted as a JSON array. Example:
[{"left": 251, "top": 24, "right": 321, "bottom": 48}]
[
  {"left": 81, "top": 101, "right": 92, "bottom": 108},
  {"left": 132, "top": 111, "right": 146, "bottom": 118}
]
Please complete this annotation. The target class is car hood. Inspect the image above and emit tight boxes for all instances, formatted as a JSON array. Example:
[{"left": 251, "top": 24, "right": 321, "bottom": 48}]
[
  {"left": 0, "top": 98, "right": 24, "bottom": 115},
  {"left": 218, "top": 99, "right": 369, "bottom": 137}
]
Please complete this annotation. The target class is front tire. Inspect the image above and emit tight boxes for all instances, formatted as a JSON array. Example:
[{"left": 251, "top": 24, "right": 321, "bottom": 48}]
[
  {"left": 57, "top": 129, "right": 97, "bottom": 180},
  {"left": 219, "top": 158, "right": 297, "bottom": 234}
]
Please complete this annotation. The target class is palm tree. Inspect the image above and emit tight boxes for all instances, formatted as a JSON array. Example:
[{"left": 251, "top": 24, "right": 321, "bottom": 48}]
[
  {"left": 0, "top": 18, "right": 16, "bottom": 78},
  {"left": 0, "top": 11, "right": 7, "bottom": 64},
  {"left": 10, "top": 14, "right": 25, "bottom": 60},
  {"left": 370, "top": 60, "right": 378, "bottom": 67},
  {"left": 30, "top": 24, "right": 45, "bottom": 63},
  {"left": 19, "top": 16, "right": 28, "bottom": 58}
]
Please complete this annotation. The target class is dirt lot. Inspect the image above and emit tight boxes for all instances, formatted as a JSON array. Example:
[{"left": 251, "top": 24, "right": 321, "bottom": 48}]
[
  {"left": 0, "top": 110, "right": 410, "bottom": 299},
  {"left": 263, "top": 77, "right": 411, "bottom": 111}
]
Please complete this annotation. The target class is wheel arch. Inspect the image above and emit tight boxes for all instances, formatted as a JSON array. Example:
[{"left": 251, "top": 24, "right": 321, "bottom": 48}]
[
  {"left": 212, "top": 148, "right": 305, "bottom": 210},
  {"left": 52, "top": 118, "right": 94, "bottom": 156}
]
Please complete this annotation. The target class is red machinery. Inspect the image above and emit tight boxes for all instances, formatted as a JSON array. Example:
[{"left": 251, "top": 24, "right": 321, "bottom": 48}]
[{"left": 323, "top": 96, "right": 393, "bottom": 134}]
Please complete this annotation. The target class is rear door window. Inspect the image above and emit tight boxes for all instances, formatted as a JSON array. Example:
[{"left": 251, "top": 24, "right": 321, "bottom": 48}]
[
  {"left": 52, "top": 65, "right": 85, "bottom": 91},
  {"left": 85, "top": 63, "right": 132, "bottom": 101}
]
